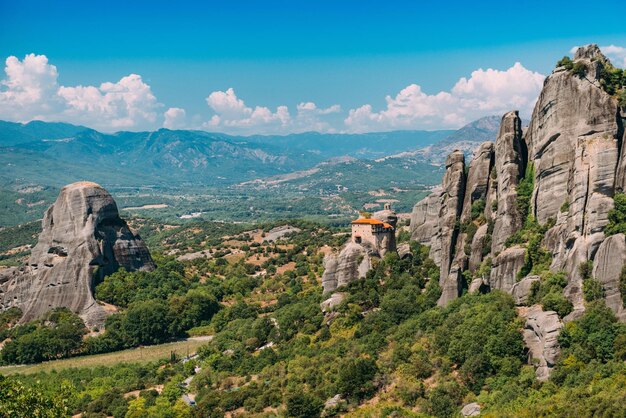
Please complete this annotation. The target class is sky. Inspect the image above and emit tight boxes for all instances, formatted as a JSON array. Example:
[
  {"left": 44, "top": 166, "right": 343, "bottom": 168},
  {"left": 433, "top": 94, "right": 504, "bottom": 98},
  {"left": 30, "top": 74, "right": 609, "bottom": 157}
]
[{"left": 0, "top": 0, "right": 625, "bottom": 135}]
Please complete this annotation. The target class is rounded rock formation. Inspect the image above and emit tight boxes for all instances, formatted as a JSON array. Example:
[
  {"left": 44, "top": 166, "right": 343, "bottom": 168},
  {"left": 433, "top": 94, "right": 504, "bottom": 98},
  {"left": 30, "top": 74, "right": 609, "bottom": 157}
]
[{"left": 0, "top": 182, "right": 155, "bottom": 328}]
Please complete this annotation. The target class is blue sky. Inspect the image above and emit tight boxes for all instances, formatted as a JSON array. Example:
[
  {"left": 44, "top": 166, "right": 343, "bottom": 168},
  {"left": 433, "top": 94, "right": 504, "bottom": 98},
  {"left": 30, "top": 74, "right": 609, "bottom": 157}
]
[{"left": 1, "top": 0, "right": 625, "bottom": 134}]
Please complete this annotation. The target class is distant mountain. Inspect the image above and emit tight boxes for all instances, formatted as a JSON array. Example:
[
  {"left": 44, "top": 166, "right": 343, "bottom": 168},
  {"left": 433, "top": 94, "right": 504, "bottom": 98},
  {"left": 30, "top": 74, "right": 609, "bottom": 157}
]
[
  {"left": 0, "top": 118, "right": 498, "bottom": 226},
  {"left": 370, "top": 116, "right": 502, "bottom": 165},
  {"left": 415, "top": 115, "right": 502, "bottom": 163},
  {"left": 0, "top": 122, "right": 453, "bottom": 188},
  {"left": 0, "top": 120, "right": 91, "bottom": 146}
]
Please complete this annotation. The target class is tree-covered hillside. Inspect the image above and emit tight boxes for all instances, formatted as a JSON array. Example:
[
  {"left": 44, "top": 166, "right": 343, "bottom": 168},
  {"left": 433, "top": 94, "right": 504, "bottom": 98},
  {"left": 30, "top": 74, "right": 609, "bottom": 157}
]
[{"left": 2, "top": 219, "right": 626, "bottom": 417}]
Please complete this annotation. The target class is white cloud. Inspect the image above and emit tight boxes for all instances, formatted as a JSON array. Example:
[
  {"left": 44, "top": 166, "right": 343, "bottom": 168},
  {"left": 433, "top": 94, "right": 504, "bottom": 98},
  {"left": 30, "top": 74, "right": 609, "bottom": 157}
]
[
  {"left": 0, "top": 54, "right": 161, "bottom": 131},
  {"left": 292, "top": 102, "right": 341, "bottom": 132},
  {"left": 204, "top": 88, "right": 340, "bottom": 135},
  {"left": 601, "top": 45, "right": 626, "bottom": 68},
  {"left": 344, "top": 62, "right": 545, "bottom": 132},
  {"left": 1, "top": 53, "right": 552, "bottom": 135},
  {"left": 0, "top": 54, "right": 61, "bottom": 121},
  {"left": 163, "top": 107, "right": 187, "bottom": 129},
  {"left": 58, "top": 74, "right": 160, "bottom": 130},
  {"left": 204, "top": 88, "right": 290, "bottom": 134}
]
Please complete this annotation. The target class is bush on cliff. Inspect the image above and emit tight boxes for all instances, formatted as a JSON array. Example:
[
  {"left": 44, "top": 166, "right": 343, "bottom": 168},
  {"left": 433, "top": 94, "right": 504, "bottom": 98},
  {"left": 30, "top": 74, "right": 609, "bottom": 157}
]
[{"left": 605, "top": 193, "right": 626, "bottom": 236}]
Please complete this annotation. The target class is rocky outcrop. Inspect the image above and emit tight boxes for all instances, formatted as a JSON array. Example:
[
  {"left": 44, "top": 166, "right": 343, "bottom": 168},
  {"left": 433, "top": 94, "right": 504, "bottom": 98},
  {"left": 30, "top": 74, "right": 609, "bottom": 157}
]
[
  {"left": 593, "top": 234, "right": 626, "bottom": 320},
  {"left": 529, "top": 44, "right": 623, "bottom": 309},
  {"left": 409, "top": 45, "right": 626, "bottom": 315},
  {"left": 511, "top": 275, "right": 540, "bottom": 305},
  {"left": 320, "top": 292, "right": 347, "bottom": 312},
  {"left": 0, "top": 182, "right": 155, "bottom": 328},
  {"left": 468, "top": 224, "right": 489, "bottom": 272},
  {"left": 461, "top": 403, "right": 481, "bottom": 417},
  {"left": 461, "top": 142, "right": 494, "bottom": 222},
  {"left": 523, "top": 305, "right": 563, "bottom": 380},
  {"left": 321, "top": 242, "right": 372, "bottom": 294},
  {"left": 438, "top": 151, "right": 466, "bottom": 282},
  {"left": 489, "top": 246, "right": 526, "bottom": 293},
  {"left": 527, "top": 45, "right": 620, "bottom": 225},
  {"left": 436, "top": 151, "right": 467, "bottom": 305},
  {"left": 372, "top": 203, "right": 398, "bottom": 256},
  {"left": 410, "top": 186, "right": 443, "bottom": 264},
  {"left": 322, "top": 205, "right": 399, "bottom": 296},
  {"left": 492, "top": 111, "right": 526, "bottom": 254}
]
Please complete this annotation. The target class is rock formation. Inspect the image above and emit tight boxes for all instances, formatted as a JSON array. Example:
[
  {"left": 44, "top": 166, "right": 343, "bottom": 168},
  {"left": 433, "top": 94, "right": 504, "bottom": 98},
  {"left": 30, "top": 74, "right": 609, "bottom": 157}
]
[
  {"left": 409, "top": 44, "right": 626, "bottom": 379},
  {"left": 522, "top": 306, "right": 563, "bottom": 380},
  {"left": 527, "top": 44, "right": 624, "bottom": 311},
  {"left": 322, "top": 204, "right": 400, "bottom": 296},
  {"left": 0, "top": 182, "right": 155, "bottom": 328},
  {"left": 492, "top": 111, "right": 526, "bottom": 254},
  {"left": 592, "top": 234, "right": 626, "bottom": 321},
  {"left": 410, "top": 44, "right": 626, "bottom": 309},
  {"left": 321, "top": 242, "right": 372, "bottom": 294}
]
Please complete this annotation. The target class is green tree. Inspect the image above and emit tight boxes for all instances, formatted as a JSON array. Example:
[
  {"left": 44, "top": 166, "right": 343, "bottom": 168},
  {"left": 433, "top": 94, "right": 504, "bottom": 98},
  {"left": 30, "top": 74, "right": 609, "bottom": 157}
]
[
  {"left": 122, "top": 299, "right": 171, "bottom": 346},
  {"left": 337, "top": 357, "right": 378, "bottom": 401},
  {"left": 0, "top": 375, "right": 71, "bottom": 418},
  {"left": 605, "top": 193, "right": 626, "bottom": 236},
  {"left": 285, "top": 391, "right": 324, "bottom": 418}
]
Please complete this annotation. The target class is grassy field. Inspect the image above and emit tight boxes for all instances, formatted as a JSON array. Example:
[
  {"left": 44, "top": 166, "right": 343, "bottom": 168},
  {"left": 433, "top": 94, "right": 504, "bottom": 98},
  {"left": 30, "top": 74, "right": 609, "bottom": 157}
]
[{"left": 0, "top": 337, "right": 211, "bottom": 376}]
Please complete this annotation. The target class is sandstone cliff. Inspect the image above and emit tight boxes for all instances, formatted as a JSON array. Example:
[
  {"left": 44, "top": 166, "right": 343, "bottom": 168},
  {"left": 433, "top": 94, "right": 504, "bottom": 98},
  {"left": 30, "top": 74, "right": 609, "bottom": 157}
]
[
  {"left": 409, "top": 44, "right": 626, "bottom": 378},
  {"left": 0, "top": 182, "right": 155, "bottom": 328},
  {"left": 411, "top": 44, "right": 625, "bottom": 306}
]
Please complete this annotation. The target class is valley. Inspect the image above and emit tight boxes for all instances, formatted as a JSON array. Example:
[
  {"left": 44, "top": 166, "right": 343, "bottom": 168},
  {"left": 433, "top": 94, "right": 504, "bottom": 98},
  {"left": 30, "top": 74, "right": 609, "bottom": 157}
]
[{"left": 1, "top": 7, "right": 626, "bottom": 415}]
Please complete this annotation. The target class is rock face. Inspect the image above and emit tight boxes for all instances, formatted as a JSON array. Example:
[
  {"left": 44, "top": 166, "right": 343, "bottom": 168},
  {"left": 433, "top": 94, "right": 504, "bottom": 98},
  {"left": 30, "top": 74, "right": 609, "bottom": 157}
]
[
  {"left": 321, "top": 242, "right": 372, "bottom": 294},
  {"left": 511, "top": 275, "right": 541, "bottom": 306},
  {"left": 527, "top": 45, "right": 622, "bottom": 310},
  {"left": 438, "top": 151, "right": 466, "bottom": 283},
  {"left": 461, "top": 142, "right": 494, "bottom": 223},
  {"left": 593, "top": 234, "right": 626, "bottom": 320},
  {"left": 489, "top": 246, "right": 526, "bottom": 294},
  {"left": 523, "top": 305, "right": 563, "bottom": 380},
  {"left": 409, "top": 44, "right": 626, "bottom": 315},
  {"left": 492, "top": 111, "right": 526, "bottom": 254},
  {"left": 460, "top": 402, "right": 481, "bottom": 417},
  {"left": 410, "top": 186, "right": 443, "bottom": 265},
  {"left": 0, "top": 182, "right": 155, "bottom": 328}
]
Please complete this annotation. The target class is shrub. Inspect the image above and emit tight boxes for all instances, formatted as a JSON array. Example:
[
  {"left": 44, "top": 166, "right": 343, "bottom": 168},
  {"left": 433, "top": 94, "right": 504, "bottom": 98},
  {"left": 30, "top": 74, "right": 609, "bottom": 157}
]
[
  {"left": 285, "top": 392, "right": 323, "bottom": 418},
  {"left": 470, "top": 199, "right": 486, "bottom": 221},
  {"left": 557, "top": 56, "right": 574, "bottom": 70},
  {"left": 541, "top": 292, "right": 573, "bottom": 318},
  {"left": 583, "top": 278, "right": 605, "bottom": 302},
  {"left": 572, "top": 62, "right": 587, "bottom": 78},
  {"left": 337, "top": 357, "right": 378, "bottom": 401},
  {"left": 620, "top": 265, "right": 626, "bottom": 306},
  {"left": 605, "top": 193, "right": 626, "bottom": 236},
  {"left": 618, "top": 89, "right": 626, "bottom": 108},
  {"left": 529, "top": 272, "right": 572, "bottom": 318}
]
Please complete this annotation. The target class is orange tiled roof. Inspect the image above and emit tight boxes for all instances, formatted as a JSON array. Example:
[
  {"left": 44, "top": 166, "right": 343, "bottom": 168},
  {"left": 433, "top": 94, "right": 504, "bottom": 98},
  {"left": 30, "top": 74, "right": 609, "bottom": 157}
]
[
  {"left": 351, "top": 218, "right": 394, "bottom": 229},
  {"left": 351, "top": 218, "right": 384, "bottom": 225}
]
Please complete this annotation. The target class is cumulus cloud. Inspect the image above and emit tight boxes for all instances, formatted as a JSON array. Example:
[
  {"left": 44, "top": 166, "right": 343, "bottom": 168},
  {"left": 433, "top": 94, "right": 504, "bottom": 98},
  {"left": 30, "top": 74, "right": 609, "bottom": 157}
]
[
  {"left": 203, "top": 88, "right": 340, "bottom": 135},
  {"left": 344, "top": 62, "right": 545, "bottom": 132},
  {"left": 204, "top": 88, "right": 290, "bottom": 133},
  {"left": 0, "top": 53, "right": 161, "bottom": 131},
  {"left": 1, "top": 53, "right": 551, "bottom": 135},
  {"left": 0, "top": 54, "right": 61, "bottom": 121},
  {"left": 292, "top": 102, "right": 341, "bottom": 132},
  {"left": 163, "top": 107, "right": 187, "bottom": 129},
  {"left": 58, "top": 74, "right": 159, "bottom": 130}
]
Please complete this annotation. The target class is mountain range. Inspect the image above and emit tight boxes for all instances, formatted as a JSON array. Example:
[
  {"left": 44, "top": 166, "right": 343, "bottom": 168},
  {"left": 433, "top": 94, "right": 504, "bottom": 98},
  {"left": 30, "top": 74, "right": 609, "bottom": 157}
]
[{"left": 0, "top": 117, "right": 501, "bottom": 226}]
